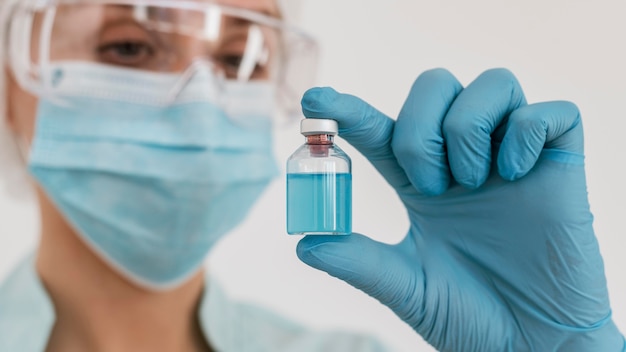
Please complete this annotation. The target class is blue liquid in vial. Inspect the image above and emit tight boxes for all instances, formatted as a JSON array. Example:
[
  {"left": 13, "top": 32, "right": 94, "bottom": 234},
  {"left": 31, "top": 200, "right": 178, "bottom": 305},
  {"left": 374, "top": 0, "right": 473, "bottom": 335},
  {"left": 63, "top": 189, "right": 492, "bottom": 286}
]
[{"left": 287, "top": 173, "right": 352, "bottom": 235}]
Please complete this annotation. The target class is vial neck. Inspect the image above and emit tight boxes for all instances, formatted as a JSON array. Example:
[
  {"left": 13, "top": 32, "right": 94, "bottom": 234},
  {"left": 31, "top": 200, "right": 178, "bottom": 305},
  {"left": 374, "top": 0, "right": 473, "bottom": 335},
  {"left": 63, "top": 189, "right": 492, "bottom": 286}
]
[{"left": 306, "top": 134, "right": 334, "bottom": 145}]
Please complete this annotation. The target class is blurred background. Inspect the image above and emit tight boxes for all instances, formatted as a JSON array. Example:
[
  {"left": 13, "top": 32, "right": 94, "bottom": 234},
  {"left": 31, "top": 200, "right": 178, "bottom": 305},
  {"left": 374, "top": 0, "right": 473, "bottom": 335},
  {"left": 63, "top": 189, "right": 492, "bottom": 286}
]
[{"left": 1, "top": 0, "right": 625, "bottom": 350}]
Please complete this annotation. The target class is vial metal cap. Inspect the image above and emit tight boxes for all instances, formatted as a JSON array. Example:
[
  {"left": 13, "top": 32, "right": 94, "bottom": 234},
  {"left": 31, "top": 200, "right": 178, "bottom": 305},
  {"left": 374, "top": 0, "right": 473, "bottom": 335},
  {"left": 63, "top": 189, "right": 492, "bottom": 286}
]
[{"left": 300, "top": 118, "right": 338, "bottom": 136}]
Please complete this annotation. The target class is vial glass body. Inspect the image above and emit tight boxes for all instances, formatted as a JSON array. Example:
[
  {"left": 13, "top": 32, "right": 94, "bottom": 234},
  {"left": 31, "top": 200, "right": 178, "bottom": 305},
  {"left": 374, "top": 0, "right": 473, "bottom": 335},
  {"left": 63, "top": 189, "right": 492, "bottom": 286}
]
[{"left": 286, "top": 135, "right": 352, "bottom": 235}]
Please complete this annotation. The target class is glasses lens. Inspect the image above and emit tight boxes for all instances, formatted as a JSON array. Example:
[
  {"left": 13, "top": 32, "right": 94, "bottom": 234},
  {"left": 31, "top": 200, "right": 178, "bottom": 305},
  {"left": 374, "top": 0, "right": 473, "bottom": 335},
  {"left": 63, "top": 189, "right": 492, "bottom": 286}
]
[{"left": 38, "top": 4, "right": 280, "bottom": 81}]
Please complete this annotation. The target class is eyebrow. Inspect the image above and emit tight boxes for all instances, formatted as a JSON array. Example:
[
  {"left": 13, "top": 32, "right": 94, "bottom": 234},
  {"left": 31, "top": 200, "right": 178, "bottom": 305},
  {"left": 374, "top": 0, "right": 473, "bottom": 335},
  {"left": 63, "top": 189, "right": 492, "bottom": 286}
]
[
  {"left": 213, "top": 0, "right": 282, "bottom": 18},
  {"left": 255, "top": 6, "right": 282, "bottom": 19},
  {"left": 259, "top": 9, "right": 279, "bottom": 18}
]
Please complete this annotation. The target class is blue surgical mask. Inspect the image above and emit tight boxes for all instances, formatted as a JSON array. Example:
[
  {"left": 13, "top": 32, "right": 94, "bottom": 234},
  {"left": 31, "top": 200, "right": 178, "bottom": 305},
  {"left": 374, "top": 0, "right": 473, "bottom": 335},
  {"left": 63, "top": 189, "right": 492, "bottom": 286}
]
[{"left": 28, "top": 62, "right": 279, "bottom": 290}]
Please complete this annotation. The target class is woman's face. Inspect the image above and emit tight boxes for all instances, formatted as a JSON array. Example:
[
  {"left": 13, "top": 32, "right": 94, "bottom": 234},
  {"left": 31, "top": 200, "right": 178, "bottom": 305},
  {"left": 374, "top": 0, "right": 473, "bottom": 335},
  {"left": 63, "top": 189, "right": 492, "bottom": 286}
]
[{"left": 5, "top": 0, "right": 281, "bottom": 144}]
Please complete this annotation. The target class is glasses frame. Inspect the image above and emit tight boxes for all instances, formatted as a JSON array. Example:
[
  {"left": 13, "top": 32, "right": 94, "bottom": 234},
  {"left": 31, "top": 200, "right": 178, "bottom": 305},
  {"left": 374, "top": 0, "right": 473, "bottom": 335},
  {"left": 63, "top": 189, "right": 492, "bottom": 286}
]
[{"left": 6, "top": 0, "right": 319, "bottom": 120}]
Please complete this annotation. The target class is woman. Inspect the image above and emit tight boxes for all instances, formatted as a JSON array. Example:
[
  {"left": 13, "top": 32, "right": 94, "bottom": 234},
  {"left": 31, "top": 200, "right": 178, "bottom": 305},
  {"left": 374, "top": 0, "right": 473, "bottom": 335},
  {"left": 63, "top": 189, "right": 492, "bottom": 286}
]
[
  {"left": 1, "top": 0, "right": 623, "bottom": 351},
  {"left": 0, "top": 0, "right": 387, "bottom": 350}
]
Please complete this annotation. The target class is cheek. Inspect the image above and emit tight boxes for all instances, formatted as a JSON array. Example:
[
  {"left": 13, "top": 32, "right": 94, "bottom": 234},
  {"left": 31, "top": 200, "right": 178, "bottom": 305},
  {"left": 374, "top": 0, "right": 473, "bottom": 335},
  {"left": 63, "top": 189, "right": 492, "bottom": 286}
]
[
  {"left": 20, "top": 97, "right": 38, "bottom": 145},
  {"left": 7, "top": 75, "right": 39, "bottom": 145}
]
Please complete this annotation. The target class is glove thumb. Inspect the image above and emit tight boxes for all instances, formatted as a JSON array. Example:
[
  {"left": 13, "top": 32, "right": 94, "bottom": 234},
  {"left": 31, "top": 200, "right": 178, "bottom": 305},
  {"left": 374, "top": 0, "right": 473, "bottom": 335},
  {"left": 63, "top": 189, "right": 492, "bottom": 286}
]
[{"left": 297, "top": 234, "right": 423, "bottom": 324}]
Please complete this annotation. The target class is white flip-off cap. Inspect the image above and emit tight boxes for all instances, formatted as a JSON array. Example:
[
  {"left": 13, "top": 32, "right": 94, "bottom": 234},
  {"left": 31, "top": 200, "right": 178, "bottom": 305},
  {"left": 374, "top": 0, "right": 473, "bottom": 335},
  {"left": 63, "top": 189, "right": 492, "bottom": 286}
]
[{"left": 300, "top": 118, "right": 338, "bottom": 136}]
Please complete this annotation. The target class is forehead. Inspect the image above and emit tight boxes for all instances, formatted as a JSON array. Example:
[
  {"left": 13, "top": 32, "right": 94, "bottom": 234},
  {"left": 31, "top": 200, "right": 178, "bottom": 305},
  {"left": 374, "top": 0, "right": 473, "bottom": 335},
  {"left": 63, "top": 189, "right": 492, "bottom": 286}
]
[
  {"left": 47, "top": 0, "right": 283, "bottom": 32},
  {"left": 52, "top": 0, "right": 281, "bottom": 16}
]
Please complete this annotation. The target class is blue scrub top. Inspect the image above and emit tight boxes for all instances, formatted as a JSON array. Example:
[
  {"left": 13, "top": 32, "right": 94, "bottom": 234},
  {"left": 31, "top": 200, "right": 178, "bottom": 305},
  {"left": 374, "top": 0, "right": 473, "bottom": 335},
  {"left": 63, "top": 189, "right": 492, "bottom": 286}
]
[{"left": 0, "top": 255, "right": 389, "bottom": 351}]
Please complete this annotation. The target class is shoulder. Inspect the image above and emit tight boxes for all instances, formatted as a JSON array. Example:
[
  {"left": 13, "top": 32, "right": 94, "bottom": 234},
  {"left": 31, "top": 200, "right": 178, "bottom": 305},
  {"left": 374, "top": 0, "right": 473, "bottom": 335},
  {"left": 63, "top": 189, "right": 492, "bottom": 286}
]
[{"left": 0, "top": 255, "right": 55, "bottom": 352}]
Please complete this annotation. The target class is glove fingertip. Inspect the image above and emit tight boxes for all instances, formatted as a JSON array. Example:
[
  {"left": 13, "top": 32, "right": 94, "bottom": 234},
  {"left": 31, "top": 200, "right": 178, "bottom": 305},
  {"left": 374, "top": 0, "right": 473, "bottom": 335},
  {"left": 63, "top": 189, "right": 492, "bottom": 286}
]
[
  {"left": 497, "top": 111, "right": 546, "bottom": 181},
  {"left": 296, "top": 235, "right": 350, "bottom": 266},
  {"left": 421, "top": 181, "right": 449, "bottom": 196},
  {"left": 497, "top": 161, "right": 528, "bottom": 181},
  {"left": 454, "top": 165, "right": 490, "bottom": 190},
  {"left": 301, "top": 87, "right": 340, "bottom": 117},
  {"left": 296, "top": 235, "right": 371, "bottom": 285},
  {"left": 497, "top": 147, "right": 535, "bottom": 181},
  {"left": 415, "top": 170, "right": 450, "bottom": 196},
  {"left": 447, "top": 139, "right": 492, "bottom": 190},
  {"left": 296, "top": 236, "right": 323, "bottom": 262},
  {"left": 392, "top": 141, "right": 451, "bottom": 196}
]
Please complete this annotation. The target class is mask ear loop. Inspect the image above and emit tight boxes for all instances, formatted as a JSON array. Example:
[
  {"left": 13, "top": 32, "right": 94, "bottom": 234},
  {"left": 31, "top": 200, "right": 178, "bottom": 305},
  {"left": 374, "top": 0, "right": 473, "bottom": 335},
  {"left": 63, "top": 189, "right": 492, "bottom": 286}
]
[
  {"left": 38, "top": 7, "right": 55, "bottom": 90},
  {"left": 8, "top": 5, "right": 68, "bottom": 168},
  {"left": 36, "top": 6, "right": 69, "bottom": 107},
  {"left": 9, "top": 5, "right": 68, "bottom": 107},
  {"left": 8, "top": 5, "right": 38, "bottom": 95}
]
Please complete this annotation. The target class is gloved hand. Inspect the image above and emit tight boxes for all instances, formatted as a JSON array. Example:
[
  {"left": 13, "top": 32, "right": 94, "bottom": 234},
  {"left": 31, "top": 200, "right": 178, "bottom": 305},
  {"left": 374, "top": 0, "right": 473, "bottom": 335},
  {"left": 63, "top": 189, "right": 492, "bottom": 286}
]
[{"left": 296, "top": 69, "right": 625, "bottom": 351}]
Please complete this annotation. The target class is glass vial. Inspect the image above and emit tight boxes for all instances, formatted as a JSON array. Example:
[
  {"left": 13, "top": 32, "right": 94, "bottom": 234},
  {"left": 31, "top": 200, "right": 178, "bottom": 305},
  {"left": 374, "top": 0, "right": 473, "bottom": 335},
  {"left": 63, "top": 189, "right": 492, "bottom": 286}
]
[{"left": 286, "top": 118, "right": 352, "bottom": 235}]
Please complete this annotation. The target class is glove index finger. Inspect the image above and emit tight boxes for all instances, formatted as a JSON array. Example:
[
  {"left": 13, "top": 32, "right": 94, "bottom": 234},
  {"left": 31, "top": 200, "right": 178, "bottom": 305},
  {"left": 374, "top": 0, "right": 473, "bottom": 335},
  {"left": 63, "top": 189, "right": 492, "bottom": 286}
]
[
  {"left": 301, "top": 87, "right": 411, "bottom": 191},
  {"left": 302, "top": 87, "right": 392, "bottom": 160}
]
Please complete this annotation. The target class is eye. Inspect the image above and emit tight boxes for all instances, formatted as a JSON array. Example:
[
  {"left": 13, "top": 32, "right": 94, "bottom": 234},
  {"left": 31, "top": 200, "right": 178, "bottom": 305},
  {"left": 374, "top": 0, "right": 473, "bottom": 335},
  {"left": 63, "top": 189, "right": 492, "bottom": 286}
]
[
  {"left": 97, "top": 21, "right": 161, "bottom": 68},
  {"left": 97, "top": 41, "right": 155, "bottom": 67},
  {"left": 218, "top": 54, "right": 243, "bottom": 72}
]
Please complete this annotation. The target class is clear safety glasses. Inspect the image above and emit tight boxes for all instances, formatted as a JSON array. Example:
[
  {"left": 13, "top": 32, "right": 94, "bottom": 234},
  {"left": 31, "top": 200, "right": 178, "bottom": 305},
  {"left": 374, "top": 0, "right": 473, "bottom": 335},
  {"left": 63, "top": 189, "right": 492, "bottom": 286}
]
[{"left": 6, "top": 0, "right": 319, "bottom": 120}]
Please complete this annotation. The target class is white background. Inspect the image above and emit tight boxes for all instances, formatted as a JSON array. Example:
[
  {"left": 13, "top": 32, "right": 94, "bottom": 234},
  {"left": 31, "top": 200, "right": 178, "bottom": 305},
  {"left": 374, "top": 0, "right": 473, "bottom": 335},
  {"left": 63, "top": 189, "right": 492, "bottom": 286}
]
[{"left": 1, "top": 0, "right": 626, "bottom": 351}]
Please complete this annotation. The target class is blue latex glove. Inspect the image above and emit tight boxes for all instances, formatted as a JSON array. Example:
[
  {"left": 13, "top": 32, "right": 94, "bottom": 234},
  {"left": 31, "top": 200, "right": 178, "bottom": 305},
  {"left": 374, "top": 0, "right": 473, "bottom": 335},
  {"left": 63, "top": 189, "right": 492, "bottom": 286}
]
[{"left": 297, "top": 69, "right": 625, "bottom": 351}]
